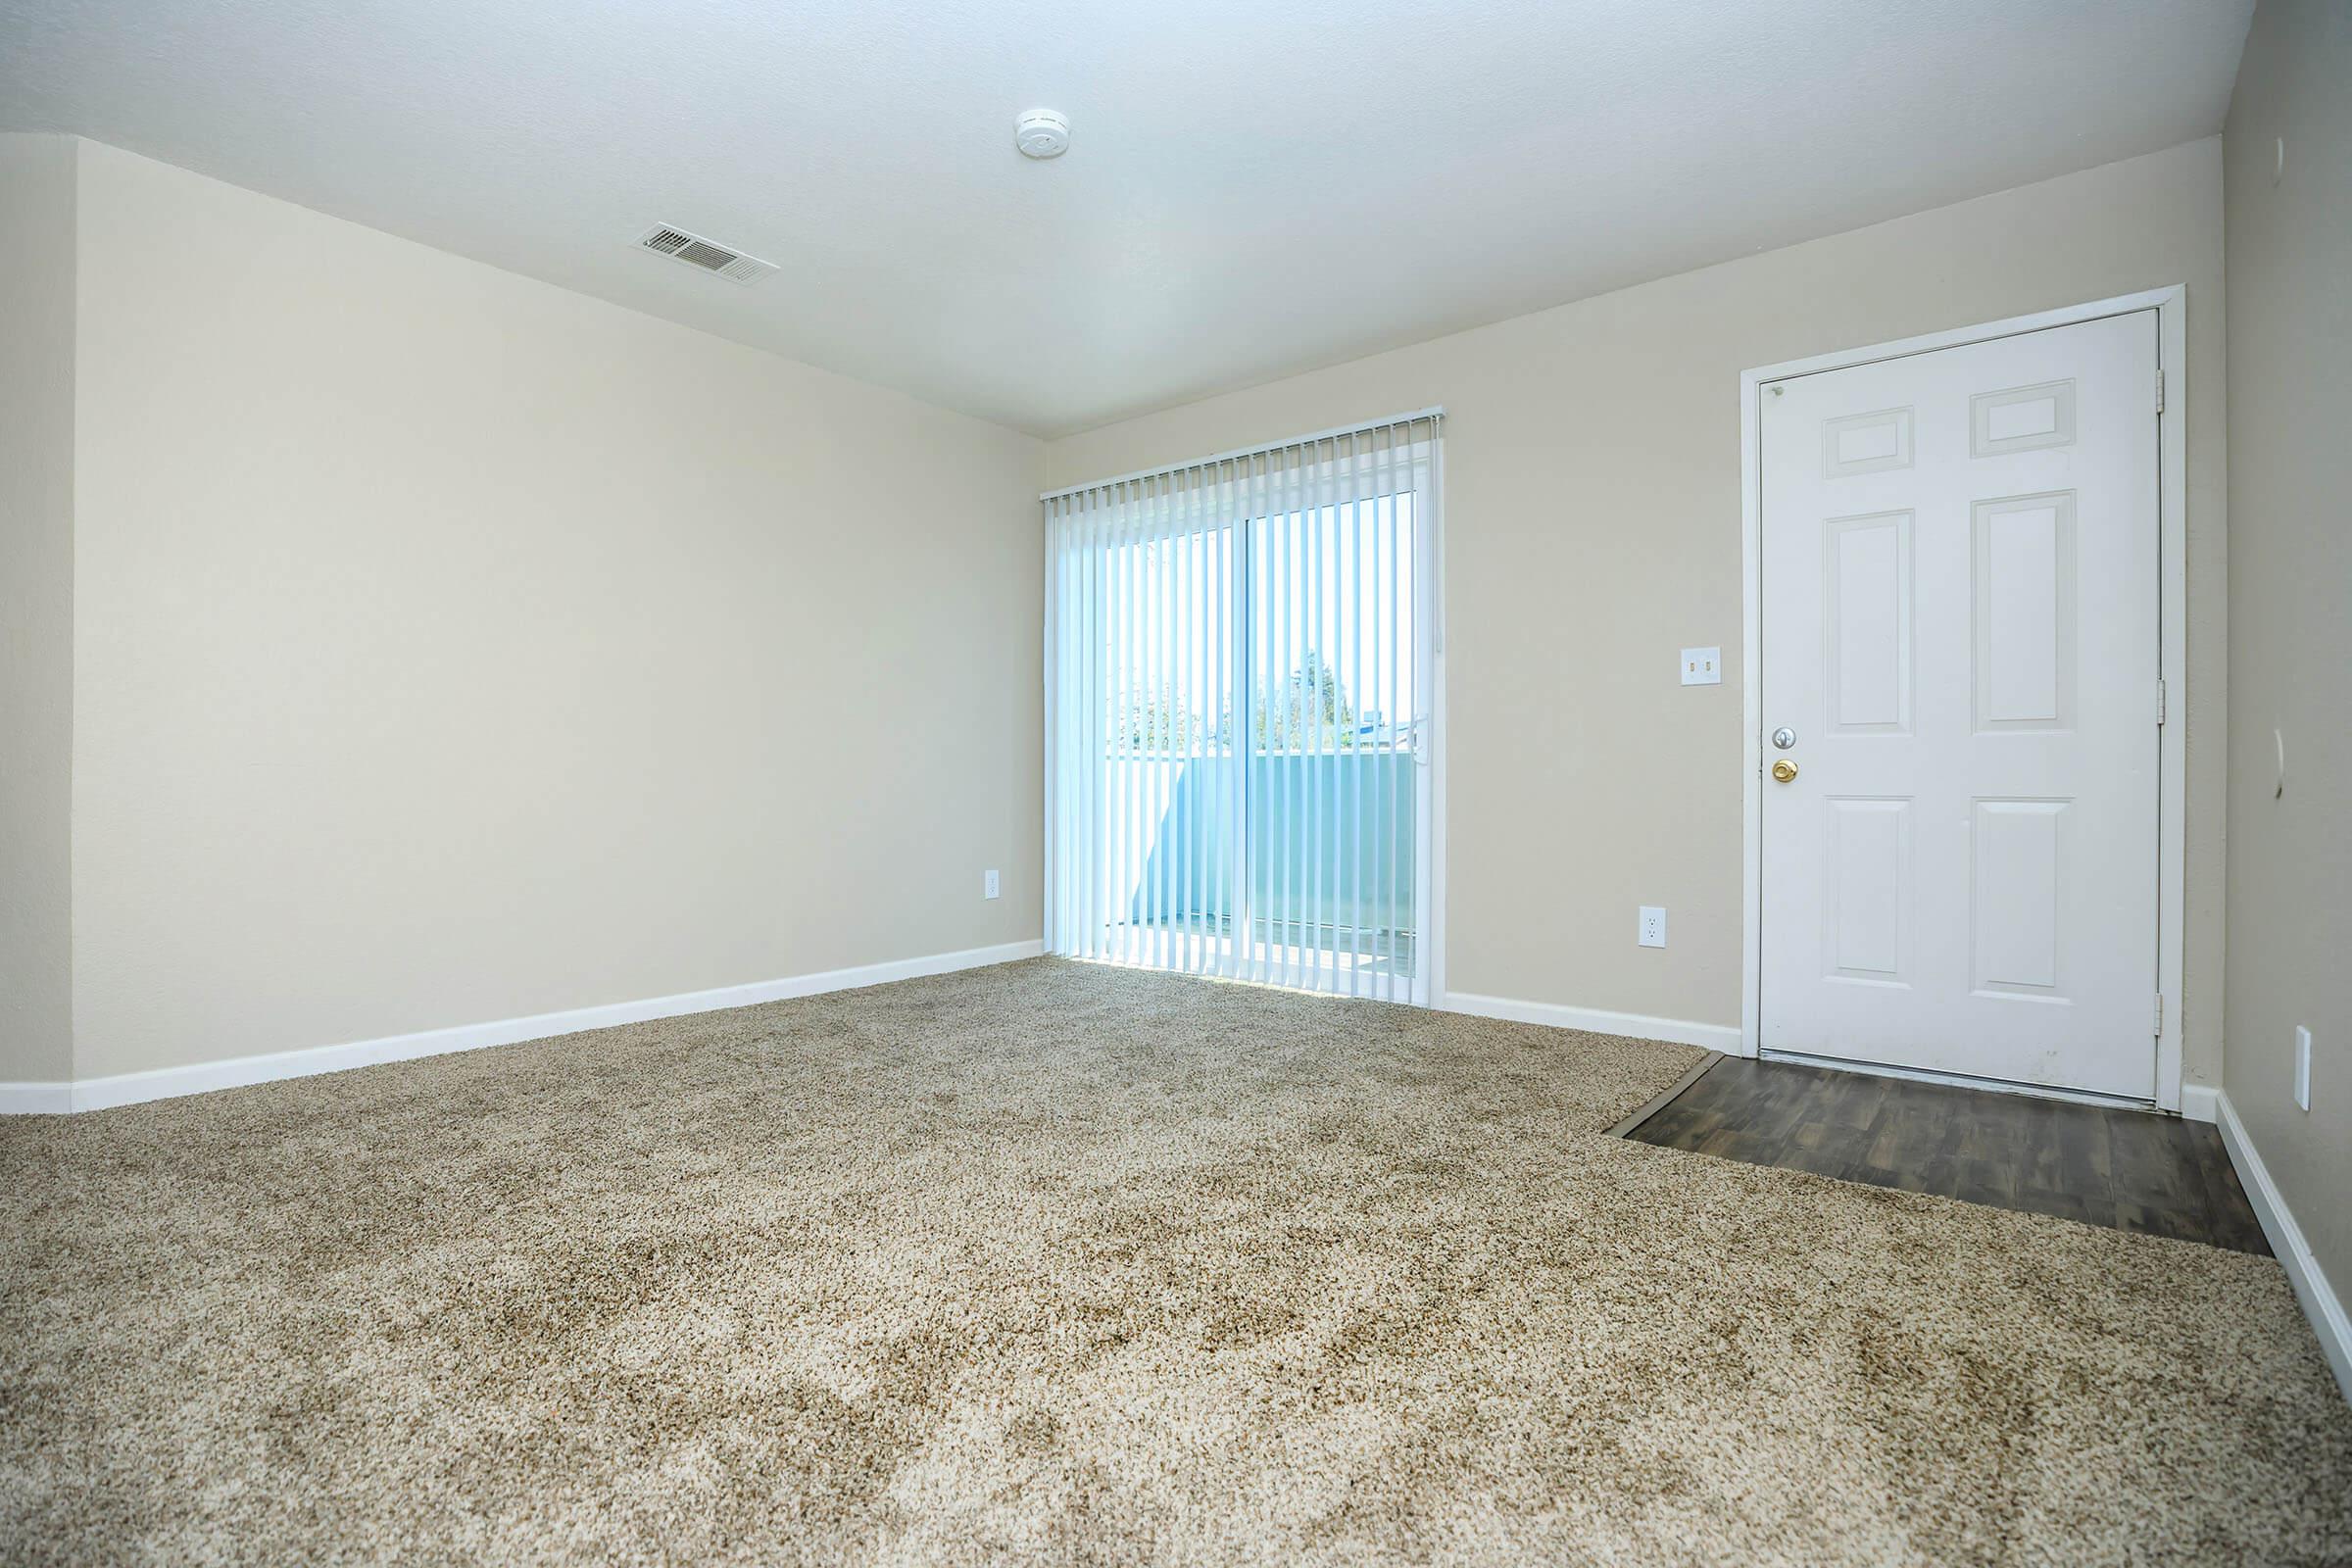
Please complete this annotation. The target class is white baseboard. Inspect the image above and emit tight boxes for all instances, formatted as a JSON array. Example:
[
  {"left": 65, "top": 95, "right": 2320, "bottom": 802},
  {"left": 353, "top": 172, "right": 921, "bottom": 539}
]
[
  {"left": 0, "top": 1080, "right": 75, "bottom": 1114},
  {"left": 2213, "top": 1089, "right": 2352, "bottom": 1405},
  {"left": 2179, "top": 1082, "right": 2220, "bottom": 1123},
  {"left": 0, "top": 939, "right": 1046, "bottom": 1116},
  {"left": 1439, "top": 990, "right": 1741, "bottom": 1054}
]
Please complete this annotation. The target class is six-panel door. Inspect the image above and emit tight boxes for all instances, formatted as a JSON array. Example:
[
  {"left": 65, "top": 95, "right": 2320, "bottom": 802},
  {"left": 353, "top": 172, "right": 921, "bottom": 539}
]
[{"left": 1759, "top": 312, "right": 2161, "bottom": 1100}]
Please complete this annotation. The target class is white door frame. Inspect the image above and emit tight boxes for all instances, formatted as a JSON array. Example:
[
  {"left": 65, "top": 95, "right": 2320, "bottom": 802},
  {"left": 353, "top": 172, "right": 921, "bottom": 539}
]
[{"left": 1739, "top": 286, "right": 2188, "bottom": 1111}]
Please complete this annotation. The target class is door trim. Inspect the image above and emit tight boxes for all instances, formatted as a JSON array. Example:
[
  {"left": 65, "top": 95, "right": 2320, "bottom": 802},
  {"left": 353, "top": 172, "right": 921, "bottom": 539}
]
[{"left": 1738, "top": 286, "right": 2189, "bottom": 1112}]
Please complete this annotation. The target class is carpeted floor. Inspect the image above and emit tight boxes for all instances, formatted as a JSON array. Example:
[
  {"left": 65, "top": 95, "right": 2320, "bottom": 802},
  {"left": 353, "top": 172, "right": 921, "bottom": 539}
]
[{"left": 3, "top": 959, "right": 2347, "bottom": 1566}]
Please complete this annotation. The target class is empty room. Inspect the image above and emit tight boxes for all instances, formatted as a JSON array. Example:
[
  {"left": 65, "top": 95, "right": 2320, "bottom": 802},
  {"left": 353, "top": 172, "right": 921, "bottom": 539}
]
[{"left": 3, "top": 1, "right": 2348, "bottom": 1562}]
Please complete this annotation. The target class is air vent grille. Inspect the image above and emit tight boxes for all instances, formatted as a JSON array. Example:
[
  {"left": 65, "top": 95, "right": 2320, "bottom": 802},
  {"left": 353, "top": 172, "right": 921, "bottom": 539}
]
[{"left": 635, "top": 225, "right": 776, "bottom": 285}]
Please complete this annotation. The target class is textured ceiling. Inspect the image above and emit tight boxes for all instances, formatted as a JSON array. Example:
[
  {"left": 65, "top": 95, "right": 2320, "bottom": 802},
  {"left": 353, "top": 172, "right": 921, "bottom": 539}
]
[{"left": 1, "top": 0, "right": 2251, "bottom": 435}]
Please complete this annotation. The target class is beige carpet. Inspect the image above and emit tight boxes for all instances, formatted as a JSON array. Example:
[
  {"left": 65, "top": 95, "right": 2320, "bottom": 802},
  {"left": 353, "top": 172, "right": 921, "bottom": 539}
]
[{"left": 3, "top": 959, "right": 2346, "bottom": 1566}]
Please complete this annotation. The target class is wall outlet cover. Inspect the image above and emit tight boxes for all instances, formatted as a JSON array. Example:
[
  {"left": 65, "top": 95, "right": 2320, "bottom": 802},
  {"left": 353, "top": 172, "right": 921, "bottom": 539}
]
[
  {"left": 1681, "top": 647, "right": 1722, "bottom": 685},
  {"left": 1639, "top": 906, "right": 1667, "bottom": 948},
  {"left": 983, "top": 869, "right": 1001, "bottom": 901},
  {"left": 2295, "top": 1025, "right": 2312, "bottom": 1111}
]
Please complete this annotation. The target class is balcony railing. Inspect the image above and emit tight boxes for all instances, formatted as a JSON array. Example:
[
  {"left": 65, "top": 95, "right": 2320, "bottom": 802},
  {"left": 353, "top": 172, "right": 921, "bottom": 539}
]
[{"left": 1088, "top": 750, "right": 1417, "bottom": 965}]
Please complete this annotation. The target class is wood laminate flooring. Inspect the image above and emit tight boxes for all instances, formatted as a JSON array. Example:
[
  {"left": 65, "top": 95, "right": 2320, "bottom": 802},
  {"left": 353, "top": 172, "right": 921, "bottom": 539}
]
[{"left": 1625, "top": 1054, "right": 2271, "bottom": 1254}]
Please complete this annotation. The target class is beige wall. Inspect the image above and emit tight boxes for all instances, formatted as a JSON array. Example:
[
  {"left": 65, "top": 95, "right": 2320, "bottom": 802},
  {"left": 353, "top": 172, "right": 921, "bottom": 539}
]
[
  {"left": 64, "top": 142, "right": 1044, "bottom": 1080},
  {"left": 17, "top": 134, "right": 2241, "bottom": 1098},
  {"left": 1044, "top": 140, "right": 2230, "bottom": 1086},
  {"left": 0, "top": 135, "right": 78, "bottom": 1084},
  {"left": 2222, "top": 4, "right": 2351, "bottom": 1295}
]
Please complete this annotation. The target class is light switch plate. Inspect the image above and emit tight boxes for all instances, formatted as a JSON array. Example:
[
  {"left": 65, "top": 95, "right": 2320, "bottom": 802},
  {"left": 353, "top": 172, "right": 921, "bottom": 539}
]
[
  {"left": 1681, "top": 647, "right": 1722, "bottom": 685},
  {"left": 2295, "top": 1025, "right": 2312, "bottom": 1110},
  {"left": 1638, "top": 906, "right": 1667, "bottom": 948}
]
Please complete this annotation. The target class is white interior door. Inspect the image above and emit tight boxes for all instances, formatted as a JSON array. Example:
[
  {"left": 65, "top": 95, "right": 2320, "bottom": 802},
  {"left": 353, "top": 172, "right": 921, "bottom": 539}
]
[{"left": 1758, "top": 311, "right": 2161, "bottom": 1101}]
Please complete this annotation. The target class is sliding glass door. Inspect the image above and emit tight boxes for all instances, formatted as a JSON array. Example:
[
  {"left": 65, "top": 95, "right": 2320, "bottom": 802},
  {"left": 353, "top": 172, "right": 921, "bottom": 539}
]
[{"left": 1044, "top": 414, "right": 1441, "bottom": 1003}]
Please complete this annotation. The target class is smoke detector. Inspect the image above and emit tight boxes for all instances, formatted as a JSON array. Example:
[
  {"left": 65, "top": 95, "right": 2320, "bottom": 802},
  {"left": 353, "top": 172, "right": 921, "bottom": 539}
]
[
  {"left": 635, "top": 225, "right": 777, "bottom": 285},
  {"left": 1014, "top": 109, "right": 1069, "bottom": 160}
]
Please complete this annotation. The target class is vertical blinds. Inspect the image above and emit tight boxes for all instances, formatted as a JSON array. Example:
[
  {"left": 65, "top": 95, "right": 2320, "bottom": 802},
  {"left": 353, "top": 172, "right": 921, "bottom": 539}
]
[{"left": 1043, "top": 410, "right": 1441, "bottom": 1003}]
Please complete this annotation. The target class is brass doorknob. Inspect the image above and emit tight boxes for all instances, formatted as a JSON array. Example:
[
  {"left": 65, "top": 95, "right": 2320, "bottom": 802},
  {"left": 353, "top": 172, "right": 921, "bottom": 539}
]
[{"left": 1771, "top": 759, "right": 1798, "bottom": 783}]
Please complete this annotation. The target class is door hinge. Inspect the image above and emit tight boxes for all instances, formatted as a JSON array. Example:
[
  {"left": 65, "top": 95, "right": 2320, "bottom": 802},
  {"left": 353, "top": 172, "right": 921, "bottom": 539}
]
[
  {"left": 2157, "top": 678, "right": 2168, "bottom": 724},
  {"left": 2156, "top": 368, "right": 2166, "bottom": 415},
  {"left": 2155, "top": 993, "right": 2165, "bottom": 1035}
]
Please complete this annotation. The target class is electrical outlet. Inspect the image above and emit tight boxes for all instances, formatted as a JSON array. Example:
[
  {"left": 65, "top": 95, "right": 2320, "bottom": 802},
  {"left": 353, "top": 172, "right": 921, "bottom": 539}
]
[
  {"left": 1681, "top": 647, "right": 1721, "bottom": 685},
  {"left": 983, "top": 868, "right": 1001, "bottom": 901},
  {"left": 2295, "top": 1025, "right": 2312, "bottom": 1111},
  {"left": 1639, "top": 906, "right": 1667, "bottom": 948}
]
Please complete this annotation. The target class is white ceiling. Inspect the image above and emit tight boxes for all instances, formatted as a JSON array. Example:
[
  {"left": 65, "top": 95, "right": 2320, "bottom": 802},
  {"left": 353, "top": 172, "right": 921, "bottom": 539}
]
[{"left": 2, "top": 0, "right": 2251, "bottom": 436}]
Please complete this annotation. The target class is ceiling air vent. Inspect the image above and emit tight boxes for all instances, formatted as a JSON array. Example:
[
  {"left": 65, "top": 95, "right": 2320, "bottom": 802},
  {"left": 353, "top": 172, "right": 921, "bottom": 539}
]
[{"left": 636, "top": 224, "right": 777, "bottom": 285}]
